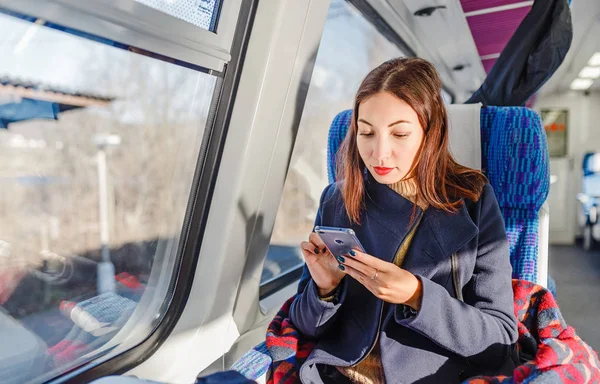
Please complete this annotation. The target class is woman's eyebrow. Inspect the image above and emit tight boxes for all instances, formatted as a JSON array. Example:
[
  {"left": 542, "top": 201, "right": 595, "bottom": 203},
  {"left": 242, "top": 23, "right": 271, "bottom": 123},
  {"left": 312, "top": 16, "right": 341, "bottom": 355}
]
[
  {"left": 357, "top": 118, "right": 373, "bottom": 127},
  {"left": 388, "top": 119, "right": 411, "bottom": 127},
  {"left": 357, "top": 118, "right": 410, "bottom": 127}
]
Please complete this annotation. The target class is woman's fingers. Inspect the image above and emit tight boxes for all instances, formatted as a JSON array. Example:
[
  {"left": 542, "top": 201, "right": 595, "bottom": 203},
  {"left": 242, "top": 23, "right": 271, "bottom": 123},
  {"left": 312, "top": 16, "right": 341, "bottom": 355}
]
[
  {"left": 348, "top": 249, "right": 390, "bottom": 272},
  {"left": 300, "top": 241, "right": 320, "bottom": 258},
  {"left": 338, "top": 254, "right": 377, "bottom": 279},
  {"left": 301, "top": 241, "right": 334, "bottom": 267},
  {"left": 300, "top": 240, "right": 319, "bottom": 253},
  {"left": 309, "top": 232, "right": 328, "bottom": 254},
  {"left": 339, "top": 263, "right": 372, "bottom": 290}
]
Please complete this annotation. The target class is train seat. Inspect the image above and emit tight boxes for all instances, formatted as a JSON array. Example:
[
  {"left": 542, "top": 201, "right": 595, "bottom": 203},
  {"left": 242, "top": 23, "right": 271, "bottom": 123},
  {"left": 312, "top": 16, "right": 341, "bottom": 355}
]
[{"left": 577, "top": 152, "right": 600, "bottom": 250}]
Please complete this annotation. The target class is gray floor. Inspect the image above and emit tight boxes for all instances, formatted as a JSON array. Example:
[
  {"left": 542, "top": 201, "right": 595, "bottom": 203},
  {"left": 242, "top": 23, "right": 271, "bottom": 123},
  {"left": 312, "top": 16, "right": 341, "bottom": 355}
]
[{"left": 549, "top": 243, "right": 600, "bottom": 352}]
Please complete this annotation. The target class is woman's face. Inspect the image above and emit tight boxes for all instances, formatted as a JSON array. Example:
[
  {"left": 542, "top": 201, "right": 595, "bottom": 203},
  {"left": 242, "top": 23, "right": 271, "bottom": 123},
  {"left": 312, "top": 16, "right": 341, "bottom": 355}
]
[{"left": 357, "top": 91, "right": 425, "bottom": 184}]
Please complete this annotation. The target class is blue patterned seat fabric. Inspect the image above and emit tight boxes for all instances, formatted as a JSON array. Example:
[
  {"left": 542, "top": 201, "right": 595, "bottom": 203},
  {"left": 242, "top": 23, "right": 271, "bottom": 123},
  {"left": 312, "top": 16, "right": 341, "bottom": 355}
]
[
  {"left": 581, "top": 152, "right": 600, "bottom": 219},
  {"left": 326, "top": 107, "right": 550, "bottom": 284}
]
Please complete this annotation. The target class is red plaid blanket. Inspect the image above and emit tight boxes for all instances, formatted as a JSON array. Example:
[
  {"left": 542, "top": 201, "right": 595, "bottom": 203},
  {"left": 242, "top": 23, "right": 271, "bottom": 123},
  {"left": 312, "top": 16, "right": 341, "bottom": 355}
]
[{"left": 266, "top": 280, "right": 600, "bottom": 384}]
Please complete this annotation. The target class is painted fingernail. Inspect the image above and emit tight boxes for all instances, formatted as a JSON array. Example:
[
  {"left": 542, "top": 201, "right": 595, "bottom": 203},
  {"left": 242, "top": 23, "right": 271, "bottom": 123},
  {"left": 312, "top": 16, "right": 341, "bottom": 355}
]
[
  {"left": 314, "top": 248, "right": 319, "bottom": 254},
  {"left": 337, "top": 256, "right": 345, "bottom": 263},
  {"left": 338, "top": 264, "right": 345, "bottom": 271},
  {"left": 322, "top": 247, "right": 327, "bottom": 253},
  {"left": 349, "top": 250, "right": 356, "bottom": 256}
]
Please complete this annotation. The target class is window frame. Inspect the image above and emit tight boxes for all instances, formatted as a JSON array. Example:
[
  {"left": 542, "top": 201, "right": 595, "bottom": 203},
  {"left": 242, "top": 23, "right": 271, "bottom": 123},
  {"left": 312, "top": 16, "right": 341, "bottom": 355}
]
[
  {"left": 346, "top": 0, "right": 415, "bottom": 57},
  {"left": 259, "top": 265, "right": 304, "bottom": 301},
  {"left": 257, "top": 0, "right": 417, "bottom": 301},
  {"left": 0, "top": 0, "right": 243, "bottom": 72},
  {"left": 0, "top": 0, "right": 257, "bottom": 381}
]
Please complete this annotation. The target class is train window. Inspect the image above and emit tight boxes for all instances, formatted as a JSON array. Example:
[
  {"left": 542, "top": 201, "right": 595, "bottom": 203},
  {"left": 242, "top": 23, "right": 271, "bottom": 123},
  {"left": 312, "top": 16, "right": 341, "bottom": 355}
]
[
  {"left": 260, "top": 0, "right": 409, "bottom": 289},
  {"left": 2, "top": 0, "right": 243, "bottom": 73},
  {"left": 0, "top": 11, "right": 218, "bottom": 384},
  {"left": 135, "top": 0, "right": 222, "bottom": 31}
]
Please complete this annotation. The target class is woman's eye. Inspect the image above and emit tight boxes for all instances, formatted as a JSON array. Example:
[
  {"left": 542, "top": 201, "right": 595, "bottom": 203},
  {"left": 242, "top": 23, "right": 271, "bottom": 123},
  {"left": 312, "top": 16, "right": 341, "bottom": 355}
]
[
  {"left": 359, "top": 132, "right": 374, "bottom": 137},
  {"left": 393, "top": 133, "right": 409, "bottom": 139}
]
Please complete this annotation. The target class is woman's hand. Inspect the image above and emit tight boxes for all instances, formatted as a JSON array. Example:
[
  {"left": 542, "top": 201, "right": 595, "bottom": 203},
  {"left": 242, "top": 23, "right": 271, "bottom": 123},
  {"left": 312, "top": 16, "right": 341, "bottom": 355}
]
[
  {"left": 300, "top": 233, "right": 345, "bottom": 297},
  {"left": 338, "top": 249, "right": 423, "bottom": 310}
]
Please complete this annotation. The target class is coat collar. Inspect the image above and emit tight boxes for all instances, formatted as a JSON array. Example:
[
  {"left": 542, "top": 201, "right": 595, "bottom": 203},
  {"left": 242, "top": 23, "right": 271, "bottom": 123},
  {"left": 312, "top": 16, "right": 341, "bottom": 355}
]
[
  {"left": 419, "top": 202, "right": 478, "bottom": 260},
  {"left": 363, "top": 172, "right": 478, "bottom": 262},
  {"left": 363, "top": 172, "right": 418, "bottom": 236}
]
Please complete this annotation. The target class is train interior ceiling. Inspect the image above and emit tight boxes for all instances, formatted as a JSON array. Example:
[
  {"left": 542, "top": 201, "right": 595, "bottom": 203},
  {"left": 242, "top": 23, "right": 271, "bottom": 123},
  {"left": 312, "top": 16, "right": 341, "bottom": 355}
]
[{"left": 0, "top": 0, "right": 600, "bottom": 383}]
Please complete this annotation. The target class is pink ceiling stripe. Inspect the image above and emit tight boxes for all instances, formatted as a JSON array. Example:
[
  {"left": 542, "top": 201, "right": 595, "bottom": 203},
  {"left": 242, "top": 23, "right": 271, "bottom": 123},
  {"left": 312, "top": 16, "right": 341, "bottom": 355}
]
[
  {"left": 466, "top": 6, "right": 531, "bottom": 57},
  {"left": 459, "top": 0, "right": 532, "bottom": 73},
  {"left": 482, "top": 59, "right": 498, "bottom": 73},
  {"left": 459, "top": 0, "right": 528, "bottom": 13}
]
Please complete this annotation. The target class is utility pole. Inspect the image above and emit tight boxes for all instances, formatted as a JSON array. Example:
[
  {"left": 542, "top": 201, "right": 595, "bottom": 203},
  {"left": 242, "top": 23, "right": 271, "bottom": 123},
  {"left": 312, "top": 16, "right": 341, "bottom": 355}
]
[{"left": 93, "top": 134, "right": 121, "bottom": 294}]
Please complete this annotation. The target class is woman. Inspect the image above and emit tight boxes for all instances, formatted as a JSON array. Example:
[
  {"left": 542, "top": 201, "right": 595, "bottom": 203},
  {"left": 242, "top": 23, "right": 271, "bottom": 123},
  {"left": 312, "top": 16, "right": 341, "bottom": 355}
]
[{"left": 289, "top": 58, "right": 518, "bottom": 384}]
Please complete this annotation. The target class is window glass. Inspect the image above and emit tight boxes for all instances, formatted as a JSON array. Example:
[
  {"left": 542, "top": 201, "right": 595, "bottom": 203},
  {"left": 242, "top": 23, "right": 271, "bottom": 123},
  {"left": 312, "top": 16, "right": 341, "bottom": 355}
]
[
  {"left": 260, "top": 0, "right": 408, "bottom": 285},
  {"left": 135, "top": 0, "right": 222, "bottom": 31},
  {"left": 0, "top": 12, "right": 217, "bottom": 383}
]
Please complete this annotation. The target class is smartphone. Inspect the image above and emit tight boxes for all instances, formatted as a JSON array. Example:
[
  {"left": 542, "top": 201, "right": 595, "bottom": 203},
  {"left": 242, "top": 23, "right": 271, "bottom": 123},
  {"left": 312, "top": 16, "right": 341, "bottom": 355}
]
[{"left": 314, "top": 226, "right": 365, "bottom": 257}]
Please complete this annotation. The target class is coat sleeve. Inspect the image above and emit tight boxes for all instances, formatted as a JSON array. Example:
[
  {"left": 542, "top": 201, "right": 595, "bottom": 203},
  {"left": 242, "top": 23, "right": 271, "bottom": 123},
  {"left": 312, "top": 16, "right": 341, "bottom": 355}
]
[
  {"left": 395, "top": 184, "right": 518, "bottom": 365},
  {"left": 289, "top": 183, "right": 348, "bottom": 339}
]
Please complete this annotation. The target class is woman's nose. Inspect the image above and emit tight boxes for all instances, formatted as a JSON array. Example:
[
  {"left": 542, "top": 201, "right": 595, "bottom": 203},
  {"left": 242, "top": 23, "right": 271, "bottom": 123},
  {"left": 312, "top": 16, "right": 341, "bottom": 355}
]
[{"left": 373, "top": 138, "right": 391, "bottom": 160}]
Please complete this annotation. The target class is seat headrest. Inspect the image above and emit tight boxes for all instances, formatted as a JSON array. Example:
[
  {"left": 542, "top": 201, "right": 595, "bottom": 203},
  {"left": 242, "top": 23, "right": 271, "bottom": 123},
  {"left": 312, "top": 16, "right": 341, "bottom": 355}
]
[
  {"left": 446, "top": 104, "right": 482, "bottom": 170},
  {"left": 327, "top": 109, "right": 352, "bottom": 184},
  {"left": 583, "top": 152, "right": 600, "bottom": 176},
  {"left": 480, "top": 107, "right": 549, "bottom": 213}
]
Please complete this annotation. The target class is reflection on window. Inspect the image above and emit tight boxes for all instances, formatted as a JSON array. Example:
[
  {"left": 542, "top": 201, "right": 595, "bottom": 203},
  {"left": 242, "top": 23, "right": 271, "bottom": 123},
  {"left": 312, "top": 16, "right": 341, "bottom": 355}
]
[
  {"left": 260, "top": 0, "right": 407, "bottom": 285},
  {"left": 135, "top": 0, "right": 221, "bottom": 31},
  {"left": 0, "top": 12, "right": 216, "bottom": 383}
]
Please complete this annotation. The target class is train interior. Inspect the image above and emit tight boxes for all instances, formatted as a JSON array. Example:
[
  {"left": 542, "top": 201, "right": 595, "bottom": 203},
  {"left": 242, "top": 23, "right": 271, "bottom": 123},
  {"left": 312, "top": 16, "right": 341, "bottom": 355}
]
[{"left": 0, "top": 0, "right": 599, "bottom": 383}]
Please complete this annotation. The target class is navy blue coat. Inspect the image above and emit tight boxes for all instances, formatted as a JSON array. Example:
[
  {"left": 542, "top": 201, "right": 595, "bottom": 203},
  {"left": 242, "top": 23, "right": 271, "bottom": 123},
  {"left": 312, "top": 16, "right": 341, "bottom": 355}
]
[{"left": 289, "top": 174, "right": 518, "bottom": 383}]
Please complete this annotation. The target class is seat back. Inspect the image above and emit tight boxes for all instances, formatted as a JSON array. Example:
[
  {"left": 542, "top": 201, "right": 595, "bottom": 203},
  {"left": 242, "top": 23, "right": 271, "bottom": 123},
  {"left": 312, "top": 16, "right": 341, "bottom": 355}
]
[
  {"left": 582, "top": 152, "right": 600, "bottom": 198},
  {"left": 480, "top": 107, "right": 549, "bottom": 284},
  {"left": 326, "top": 106, "right": 549, "bottom": 284}
]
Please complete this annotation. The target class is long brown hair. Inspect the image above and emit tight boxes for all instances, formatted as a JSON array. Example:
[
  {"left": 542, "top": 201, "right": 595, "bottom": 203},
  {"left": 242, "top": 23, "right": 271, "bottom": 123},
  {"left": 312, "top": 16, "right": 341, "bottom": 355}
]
[{"left": 337, "top": 57, "right": 487, "bottom": 224}]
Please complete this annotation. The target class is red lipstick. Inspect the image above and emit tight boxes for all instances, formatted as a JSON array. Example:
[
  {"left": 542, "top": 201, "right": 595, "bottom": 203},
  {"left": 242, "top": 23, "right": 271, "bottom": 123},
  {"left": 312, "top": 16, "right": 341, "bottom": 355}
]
[{"left": 373, "top": 166, "right": 394, "bottom": 176}]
